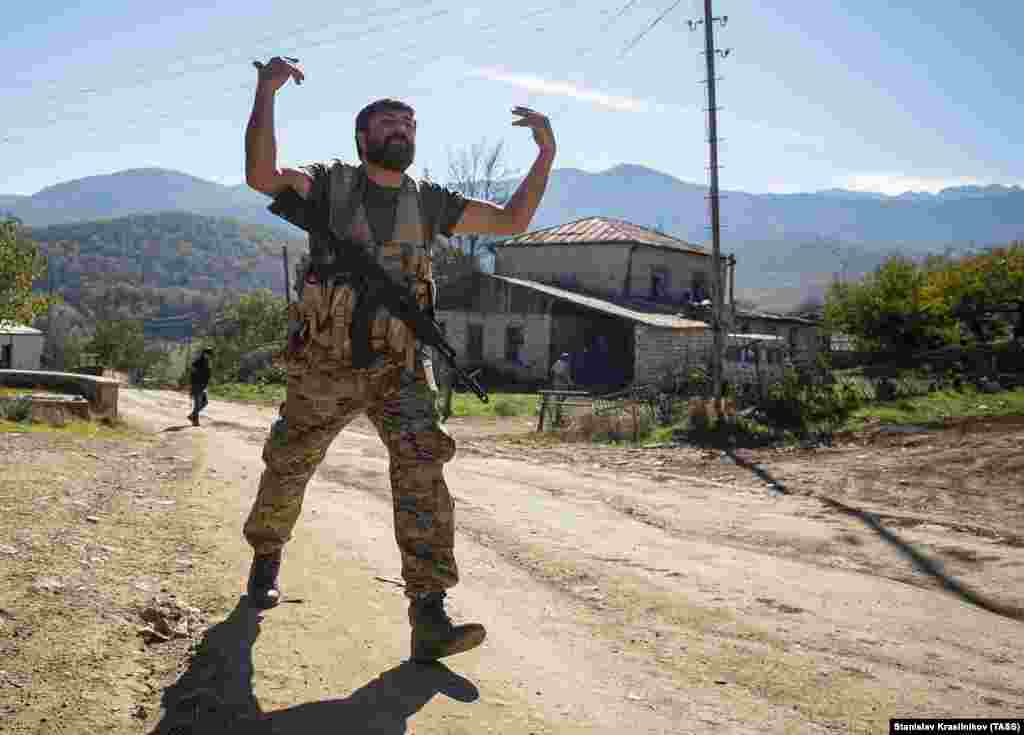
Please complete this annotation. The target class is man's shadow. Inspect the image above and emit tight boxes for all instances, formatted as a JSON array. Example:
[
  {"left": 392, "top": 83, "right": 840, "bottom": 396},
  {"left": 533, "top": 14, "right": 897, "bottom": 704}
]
[{"left": 149, "top": 597, "right": 479, "bottom": 735}]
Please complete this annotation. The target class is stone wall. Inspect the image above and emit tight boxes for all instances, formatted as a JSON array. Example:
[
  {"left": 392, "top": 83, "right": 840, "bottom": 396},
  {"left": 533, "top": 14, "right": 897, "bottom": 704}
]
[
  {"left": 433, "top": 310, "right": 552, "bottom": 381},
  {"left": 633, "top": 327, "right": 787, "bottom": 387},
  {"left": 0, "top": 370, "right": 120, "bottom": 420}
]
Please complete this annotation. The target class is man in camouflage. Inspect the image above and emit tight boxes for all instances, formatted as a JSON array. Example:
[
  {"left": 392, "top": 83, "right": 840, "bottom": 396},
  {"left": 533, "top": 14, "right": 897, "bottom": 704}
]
[{"left": 242, "top": 55, "right": 555, "bottom": 663}]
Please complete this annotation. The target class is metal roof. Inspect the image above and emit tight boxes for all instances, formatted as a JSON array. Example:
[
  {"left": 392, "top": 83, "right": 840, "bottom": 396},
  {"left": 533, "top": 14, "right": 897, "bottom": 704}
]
[
  {"left": 735, "top": 309, "right": 818, "bottom": 325},
  {"left": 488, "top": 275, "right": 709, "bottom": 331},
  {"left": 498, "top": 217, "right": 709, "bottom": 256},
  {"left": 0, "top": 322, "right": 43, "bottom": 336}
]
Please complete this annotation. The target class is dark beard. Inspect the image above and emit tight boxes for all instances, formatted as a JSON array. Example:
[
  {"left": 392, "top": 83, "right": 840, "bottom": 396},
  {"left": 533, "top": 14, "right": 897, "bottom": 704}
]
[{"left": 364, "top": 135, "right": 415, "bottom": 172}]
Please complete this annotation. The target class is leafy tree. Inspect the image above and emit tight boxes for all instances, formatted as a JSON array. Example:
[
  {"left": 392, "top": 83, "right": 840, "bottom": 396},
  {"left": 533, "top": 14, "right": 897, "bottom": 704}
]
[
  {"left": 84, "top": 319, "right": 167, "bottom": 375},
  {"left": 1, "top": 218, "right": 53, "bottom": 325},
  {"left": 823, "top": 256, "right": 955, "bottom": 352},
  {"left": 921, "top": 242, "right": 1024, "bottom": 343},
  {"left": 204, "top": 289, "right": 288, "bottom": 382}
]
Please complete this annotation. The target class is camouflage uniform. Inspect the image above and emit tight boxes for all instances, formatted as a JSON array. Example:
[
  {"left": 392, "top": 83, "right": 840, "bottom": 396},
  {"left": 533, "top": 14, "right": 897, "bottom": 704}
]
[{"left": 243, "top": 160, "right": 464, "bottom": 598}]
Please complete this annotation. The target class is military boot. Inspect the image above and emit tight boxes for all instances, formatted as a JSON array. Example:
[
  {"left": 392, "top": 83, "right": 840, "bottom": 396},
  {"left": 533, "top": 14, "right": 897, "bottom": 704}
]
[
  {"left": 408, "top": 591, "right": 486, "bottom": 663},
  {"left": 246, "top": 550, "right": 282, "bottom": 608}
]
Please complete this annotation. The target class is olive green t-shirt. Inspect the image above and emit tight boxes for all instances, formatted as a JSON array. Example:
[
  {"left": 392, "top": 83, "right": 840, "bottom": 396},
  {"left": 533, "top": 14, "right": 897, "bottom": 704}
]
[{"left": 302, "top": 161, "right": 468, "bottom": 247}]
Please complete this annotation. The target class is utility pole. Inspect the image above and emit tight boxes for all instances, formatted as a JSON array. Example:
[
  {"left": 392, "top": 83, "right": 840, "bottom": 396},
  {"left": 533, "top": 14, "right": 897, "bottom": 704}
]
[
  {"left": 282, "top": 245, "right": 291, "bottom": 304},
  {"left": 689, "top": 2, "right": 730, "bottom": 412}
]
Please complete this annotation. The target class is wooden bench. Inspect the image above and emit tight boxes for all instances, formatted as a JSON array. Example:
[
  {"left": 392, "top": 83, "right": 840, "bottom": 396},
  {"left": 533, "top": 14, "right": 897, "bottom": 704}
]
[{"left": 0, "top": 370, "right": 120, "bottom": 420}]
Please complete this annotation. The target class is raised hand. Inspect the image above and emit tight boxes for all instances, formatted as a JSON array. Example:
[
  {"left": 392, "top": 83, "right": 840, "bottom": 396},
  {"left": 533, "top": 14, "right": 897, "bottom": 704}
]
[
  {"left": 511, "top": 106, "right": 556, "bottom": 153},
  {"left": 252, "top": 56, "right": 305, "bottom": 92}
]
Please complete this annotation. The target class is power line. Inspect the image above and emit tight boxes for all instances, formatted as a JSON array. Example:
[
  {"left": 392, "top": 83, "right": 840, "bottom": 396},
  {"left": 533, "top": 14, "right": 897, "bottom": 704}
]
[
  {"left": 4, "top": 2, "right": 447, "bottom": 130},
  {"left": 1, "top": 2, "right": 578, "bottom": 148},
  {"left": 618, "top": 0, "right": 685, "bottom": 58},
  {"left": 448, "top": 0, "right": 647, "bottom": 123},
  {"left": 5, "top": 1, "right": 434, "bottom": 99}
]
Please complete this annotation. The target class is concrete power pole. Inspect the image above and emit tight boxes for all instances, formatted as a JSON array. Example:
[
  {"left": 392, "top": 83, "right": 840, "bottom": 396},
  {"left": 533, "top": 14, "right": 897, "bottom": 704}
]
[
  {"left": 282, "top": 245, "right": 291, "bottom": 304},
  {"left": 689, "top": 2, "right": 730, "bottom": 412}
]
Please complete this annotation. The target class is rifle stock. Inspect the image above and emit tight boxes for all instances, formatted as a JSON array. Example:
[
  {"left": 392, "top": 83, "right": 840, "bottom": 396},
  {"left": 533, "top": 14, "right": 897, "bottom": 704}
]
[{"left": 268, "top": 188, "right": 489, "bottom": 403}]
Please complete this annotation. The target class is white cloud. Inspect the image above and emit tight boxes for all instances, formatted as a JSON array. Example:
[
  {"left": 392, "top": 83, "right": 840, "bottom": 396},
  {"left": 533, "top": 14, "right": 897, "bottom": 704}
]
[
  {"left": 467, "top": 67, "right": 649, "bottom": 113},
  {"left": 837, "top": 173, "right": 987, "bottom": 195}
]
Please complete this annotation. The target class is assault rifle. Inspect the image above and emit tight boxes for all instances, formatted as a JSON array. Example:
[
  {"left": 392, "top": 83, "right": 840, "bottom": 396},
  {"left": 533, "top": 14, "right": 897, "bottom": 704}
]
[{"left": 267, "top": 187, "right": 489, "bottom": 403}]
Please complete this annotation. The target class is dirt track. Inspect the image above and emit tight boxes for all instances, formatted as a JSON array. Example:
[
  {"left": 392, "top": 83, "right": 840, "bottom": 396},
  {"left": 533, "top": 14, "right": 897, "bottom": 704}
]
[
  {"left": 100, "top": 388, "right": 1022, "bottom": 734},
  {"left": 5, "top": 389, "right": 1021, "bottom": 733}
]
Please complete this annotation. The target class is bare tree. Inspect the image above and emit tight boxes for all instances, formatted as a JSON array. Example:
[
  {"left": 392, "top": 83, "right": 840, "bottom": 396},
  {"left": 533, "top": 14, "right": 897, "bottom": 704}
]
[{"left": 446, "top": 139, "right": 516, "bottom": 263}]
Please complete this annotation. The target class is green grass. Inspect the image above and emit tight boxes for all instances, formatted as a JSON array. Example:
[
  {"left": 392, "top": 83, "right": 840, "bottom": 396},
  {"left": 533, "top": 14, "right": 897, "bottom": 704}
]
[
  {"left": 208, "top": 382, "right": 287, "bottom": 405},
  {"left": 0, "top": 417, "right": 142, "bottom": 439},
  {"left": 208, "top": 383, "right": 542, "bottom": 419},
  {"left": 447, "top": 391, "right": 540, "bottom": 419},
  {"left": 840, "top": 386, "right": 1024, "bottom": 431}
]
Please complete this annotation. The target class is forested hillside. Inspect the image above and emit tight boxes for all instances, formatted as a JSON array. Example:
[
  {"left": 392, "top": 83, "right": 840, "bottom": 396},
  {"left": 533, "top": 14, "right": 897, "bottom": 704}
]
[{"left": 28, "top": 211, "right": 304, "bottom": 324}]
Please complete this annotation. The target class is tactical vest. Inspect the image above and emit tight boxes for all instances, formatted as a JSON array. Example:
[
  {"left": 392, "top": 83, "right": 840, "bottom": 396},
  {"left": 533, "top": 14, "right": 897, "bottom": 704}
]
[{"left": 290, "top": 160, "right": 436, "bottom": 372}]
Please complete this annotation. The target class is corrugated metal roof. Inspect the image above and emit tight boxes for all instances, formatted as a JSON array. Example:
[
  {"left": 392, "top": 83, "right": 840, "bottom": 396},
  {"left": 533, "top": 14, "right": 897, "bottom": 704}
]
[
  {"left": 735, "top": 309, "right": 818, "bottom": 325},
  {"left": 499, "top": 217, "right": 708, "bottom": 256},
  {"left": 489, "top": 275, "right": 709, "bottom": 331},
  {"left": 729, "top": 333, "right": 783, "bottom": 342},
  {"left": 0, "top": 322, "right": 43, "bottom": 336}
]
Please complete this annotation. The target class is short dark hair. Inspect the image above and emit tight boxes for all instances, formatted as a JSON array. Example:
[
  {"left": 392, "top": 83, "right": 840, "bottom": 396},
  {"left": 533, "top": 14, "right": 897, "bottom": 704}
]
[{"left": 354, "top": 98, "right": 415, "bottom": 158}]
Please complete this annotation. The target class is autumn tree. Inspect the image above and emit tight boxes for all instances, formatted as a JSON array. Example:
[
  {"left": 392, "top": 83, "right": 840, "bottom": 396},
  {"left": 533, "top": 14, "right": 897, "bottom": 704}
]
[
  {"left": 0, "top": 218, "right": 53, "bottom": 325},
  {"left": 921, "top": 242, "right": 1024, "bottom": 343}
]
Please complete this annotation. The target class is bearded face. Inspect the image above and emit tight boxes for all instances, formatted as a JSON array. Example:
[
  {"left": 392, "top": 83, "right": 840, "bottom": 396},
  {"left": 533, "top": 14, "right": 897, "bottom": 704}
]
[{"left": 362, "top": 114, "right": 416, "bottom": 172}]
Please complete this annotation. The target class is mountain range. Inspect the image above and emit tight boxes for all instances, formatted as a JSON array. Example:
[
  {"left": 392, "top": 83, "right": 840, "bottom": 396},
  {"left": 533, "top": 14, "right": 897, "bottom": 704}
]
[{"left": 4, "top": 165, "right": 1022, "bottom": 310}]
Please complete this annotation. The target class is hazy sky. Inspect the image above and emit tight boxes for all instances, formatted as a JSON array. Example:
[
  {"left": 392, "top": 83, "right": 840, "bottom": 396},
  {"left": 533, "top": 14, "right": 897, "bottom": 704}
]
[{"left": 4, "top": 0, "right": 1022, "bottom": 196}]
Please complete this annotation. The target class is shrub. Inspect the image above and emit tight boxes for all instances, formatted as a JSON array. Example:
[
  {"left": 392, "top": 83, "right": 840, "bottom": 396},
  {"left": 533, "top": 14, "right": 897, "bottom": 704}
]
[
  {"left": 253, "top": 365, "right": 288, "bottom": 386},
  {"left": 757, "top": 368, "right": 864, "bottom": 434},
  {"left": 1, "top": 397, "right": 32, "bottom": 422},
  {"left": 492, "top": 399, "right": 518, "bottom": 417}
]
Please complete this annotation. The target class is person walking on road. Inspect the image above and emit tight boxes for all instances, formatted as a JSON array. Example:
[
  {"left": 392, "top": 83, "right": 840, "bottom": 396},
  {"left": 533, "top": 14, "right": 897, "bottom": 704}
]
[
  {"left": 241, "top": 55, "right": 556, "bottom": 663},
  {"left": 188, "top": 348, "right": 213, "bottom": 427}
]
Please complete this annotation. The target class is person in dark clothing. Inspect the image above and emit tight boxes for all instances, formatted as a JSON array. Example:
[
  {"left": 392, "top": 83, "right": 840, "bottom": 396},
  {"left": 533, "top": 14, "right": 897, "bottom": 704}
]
[{"left": 188, "top": 348, "right": 213, "bottom": 426}]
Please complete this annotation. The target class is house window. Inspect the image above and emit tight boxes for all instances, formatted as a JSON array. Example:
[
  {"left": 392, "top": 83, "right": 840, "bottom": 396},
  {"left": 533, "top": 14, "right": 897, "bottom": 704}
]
[
  {"left": 691, "top": 272, "right": 708, "bottom": 302},
  {"left": 650, "top": 269, "right": 669, "bottom": 300},
  {"left": 0, "top": 343, "right": 11, "bottom": 369},
  {"left": 468, "top": 324, "right": 483, "bottom": 361},
  {"left": 505, "top": 325, "right": 524, "bottom": 362}
]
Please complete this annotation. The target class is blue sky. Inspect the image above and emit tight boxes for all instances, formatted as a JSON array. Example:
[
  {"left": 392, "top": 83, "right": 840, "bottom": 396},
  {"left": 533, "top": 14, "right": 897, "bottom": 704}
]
[{"left": 3, "top": 0, "right": 1022, "bottom": 197}]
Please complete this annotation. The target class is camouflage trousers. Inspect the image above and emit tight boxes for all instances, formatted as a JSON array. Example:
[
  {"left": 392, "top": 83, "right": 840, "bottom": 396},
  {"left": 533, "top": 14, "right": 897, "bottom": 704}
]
[{"left": 243, "top": 347, "right": 458, "bottom": 598}]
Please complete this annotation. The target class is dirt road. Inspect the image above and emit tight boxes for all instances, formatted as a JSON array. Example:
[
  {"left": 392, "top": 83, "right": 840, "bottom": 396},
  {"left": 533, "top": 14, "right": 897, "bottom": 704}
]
[{"left": 116, "top": 389, "right": 1024, "bottom": 734}]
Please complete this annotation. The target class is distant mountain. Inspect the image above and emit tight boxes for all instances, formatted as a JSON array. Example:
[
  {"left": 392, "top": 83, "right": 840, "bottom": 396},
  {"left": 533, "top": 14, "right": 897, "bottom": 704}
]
[
  {"left": 525, "top": 163, "right": 1024, "bottom": 249},
  {"left": 7, "top": 164, "right": 1023, "bottom": 311},
  {"left": 2, "top": 168, "right": 300, "bottom": 235},
  {"left": 520, "top": 164, "right": 1024, "bottom": 306}
]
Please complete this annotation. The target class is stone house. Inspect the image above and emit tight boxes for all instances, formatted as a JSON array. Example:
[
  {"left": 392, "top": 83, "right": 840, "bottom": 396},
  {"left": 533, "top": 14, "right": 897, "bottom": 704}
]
[
  {"left": 0, "top": 322, "right": 44, "bottom": 371},
  {"left": 434, "top": 217, "right": 818, "bottom": 390},
  {"left": 730, "top": 310, "right": 824, "bottom": 366}
]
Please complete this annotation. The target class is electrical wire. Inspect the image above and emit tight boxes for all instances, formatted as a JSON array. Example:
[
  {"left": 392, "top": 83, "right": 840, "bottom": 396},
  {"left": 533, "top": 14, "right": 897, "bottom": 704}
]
[
  {"left": 1, "top": 2, "right": 577, "bottom": 147},
  {"left": 4, "top": 1, "right": 447, "bottom": 130},
  {"left": 5, "top": 0, "right": 435, "bottom": 99},
  {"left": 618, "top": 0, "right": 685, "bottom": 58}
]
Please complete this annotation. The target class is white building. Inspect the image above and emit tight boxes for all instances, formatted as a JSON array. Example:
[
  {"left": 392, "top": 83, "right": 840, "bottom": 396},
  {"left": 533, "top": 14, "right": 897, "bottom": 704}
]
[{"left": 0, "top": 322, "right": 44, "bottom": 370}]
